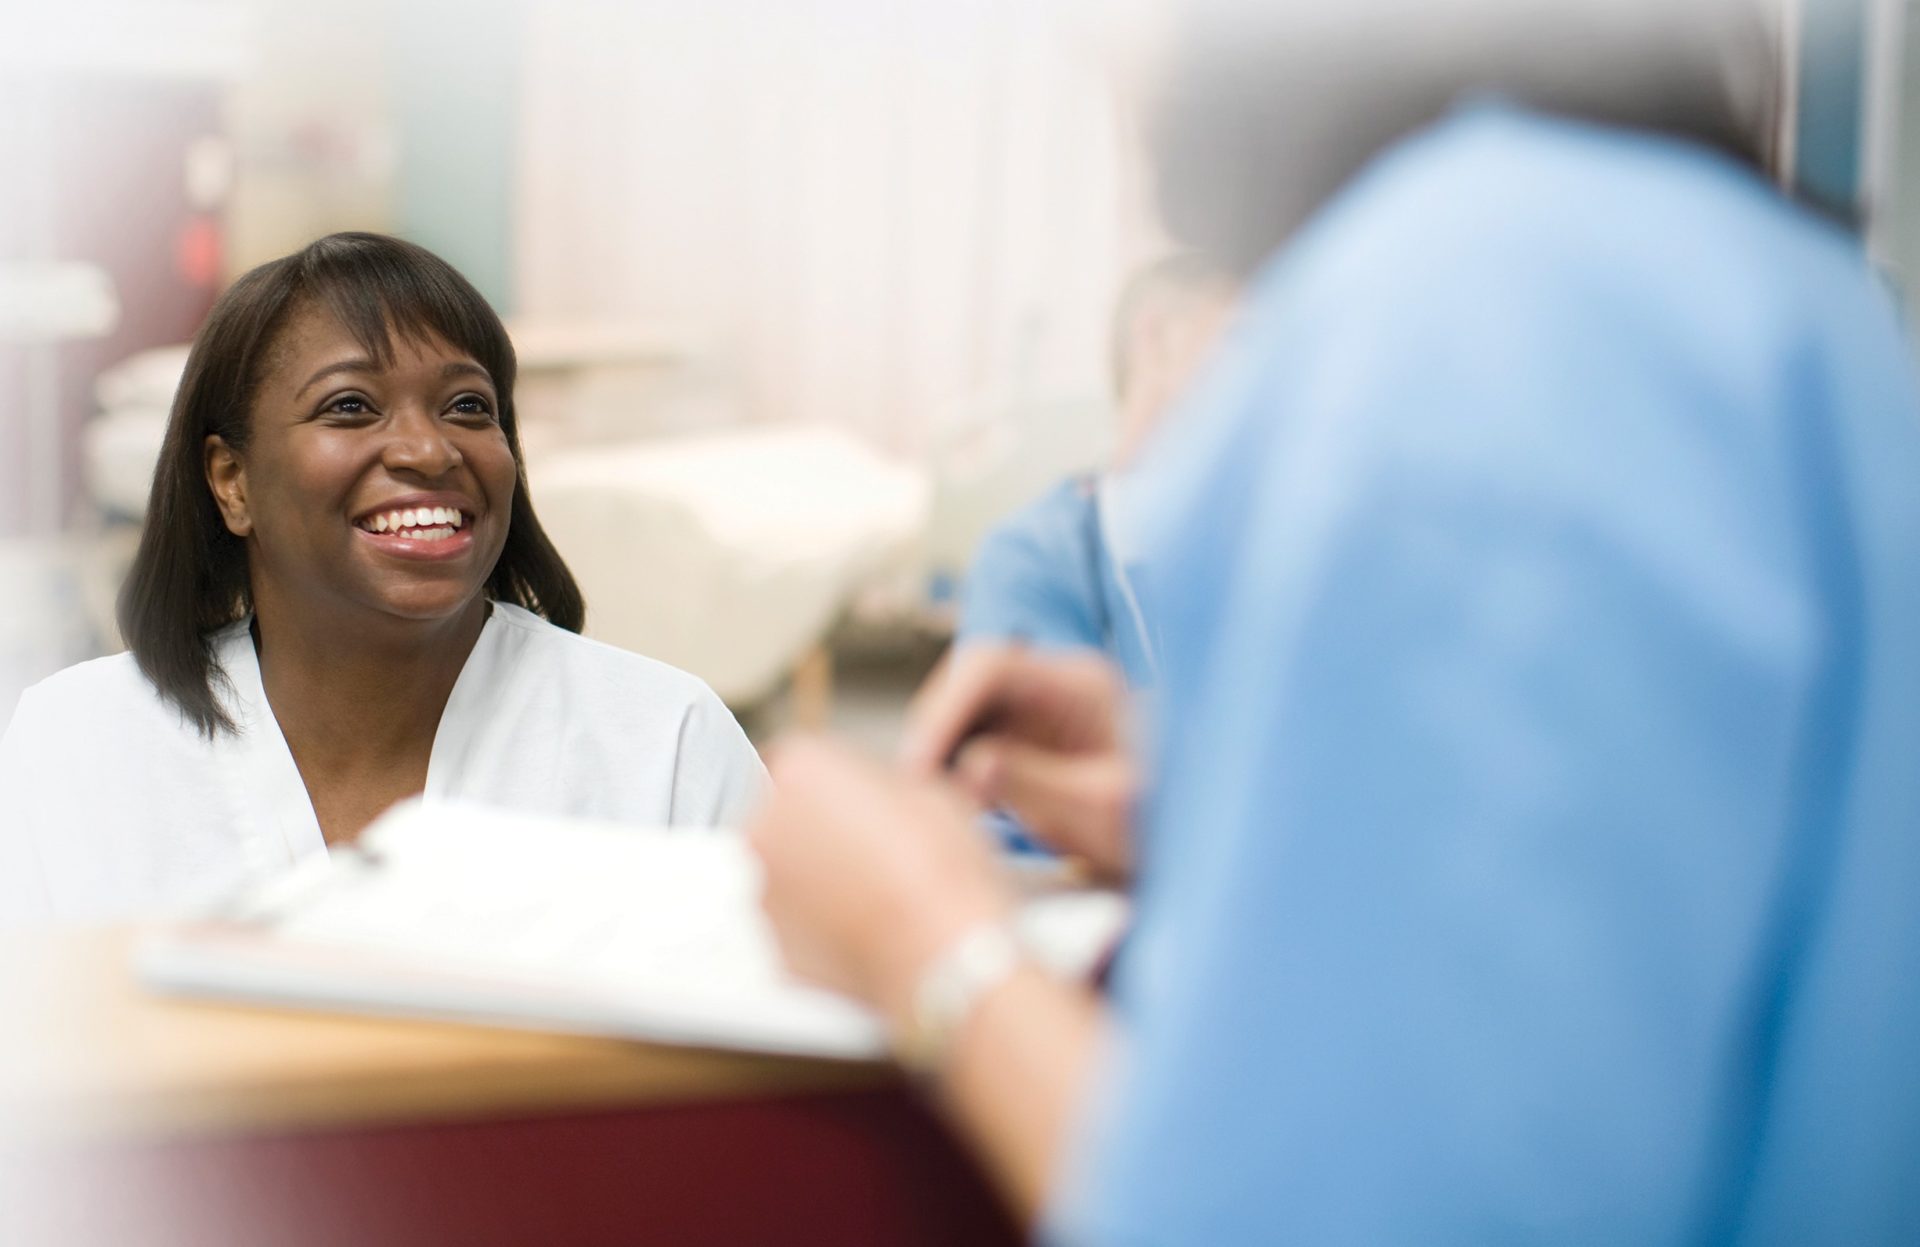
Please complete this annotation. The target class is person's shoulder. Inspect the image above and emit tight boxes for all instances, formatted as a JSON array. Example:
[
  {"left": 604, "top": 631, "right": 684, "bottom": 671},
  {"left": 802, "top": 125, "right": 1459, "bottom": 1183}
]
[
  {"left": 1224, "top": 102, "right": 1883, "bottom": 450},
  {"left": 3, "top": 651, "right": 194, "bottom": 758},
  {"left": 960, "top": 476, "right": 1105, "bottom": 641},
  {"left": 1282, "top": 104, "right": 1844, "bottom": 320},
  {"left": 975, "top": 477, "right": 1098, "bottom": 565},
  {"left": 10, "top": 652, "right": 154, "bottom": 718},
  {"left": 486, "top": 601, "right": 721, "bottom": 709}
]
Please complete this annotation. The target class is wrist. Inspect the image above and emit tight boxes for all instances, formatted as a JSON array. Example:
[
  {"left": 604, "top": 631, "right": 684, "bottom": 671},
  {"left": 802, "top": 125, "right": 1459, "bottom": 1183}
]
[{"left": 889, "top": 915, "right": 1027, "bottom": 1078}]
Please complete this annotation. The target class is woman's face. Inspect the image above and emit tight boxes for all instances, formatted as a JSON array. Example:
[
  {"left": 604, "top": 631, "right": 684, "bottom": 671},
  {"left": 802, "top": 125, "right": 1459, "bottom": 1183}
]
[{"left": 205, "top": 302, "right": 518, "bottom": 631}]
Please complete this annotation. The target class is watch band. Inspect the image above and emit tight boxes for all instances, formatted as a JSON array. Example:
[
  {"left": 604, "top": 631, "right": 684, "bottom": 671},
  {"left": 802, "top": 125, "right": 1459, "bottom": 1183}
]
[{"left": 896, "top": 918, "right": 1024, "bottom": 1078}]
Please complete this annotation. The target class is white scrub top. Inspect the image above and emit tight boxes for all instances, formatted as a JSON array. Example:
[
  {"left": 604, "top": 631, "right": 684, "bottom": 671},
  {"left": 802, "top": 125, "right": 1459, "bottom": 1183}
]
[{"left": 0, "top": 602, "right": 767, "bottom": 926}]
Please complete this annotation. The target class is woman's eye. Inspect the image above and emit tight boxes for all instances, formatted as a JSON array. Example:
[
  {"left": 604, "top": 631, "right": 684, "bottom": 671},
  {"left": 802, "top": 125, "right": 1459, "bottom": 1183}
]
[
  {"left": 324, "top": 395, "right": 372, "bottom": 418},
  {"left": 450, "top": 394, "right": 496, "bottom": 420}
]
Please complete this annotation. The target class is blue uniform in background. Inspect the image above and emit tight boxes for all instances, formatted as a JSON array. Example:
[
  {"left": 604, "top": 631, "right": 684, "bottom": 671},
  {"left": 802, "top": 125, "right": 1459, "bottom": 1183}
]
[
  {"left": 957, "top": 477, "right": 1157, "bottom": 691},
  {"left": 1048, "top": 105, "right": 1920, "bottom": 1244},
  {"left": 959, "top": 478, "right": 1160, "bottom": 856}
]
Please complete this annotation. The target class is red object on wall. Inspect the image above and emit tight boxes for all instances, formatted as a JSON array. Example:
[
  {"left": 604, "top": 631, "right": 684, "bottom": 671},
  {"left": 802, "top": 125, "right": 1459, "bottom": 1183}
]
[{"left": 176, "top": 215, "right": 223, "bottom": 292}]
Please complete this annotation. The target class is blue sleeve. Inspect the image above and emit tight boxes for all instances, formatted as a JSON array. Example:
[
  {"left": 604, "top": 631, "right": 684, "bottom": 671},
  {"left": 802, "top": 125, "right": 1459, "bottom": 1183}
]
[
  {"left": 1046, "top": 125, "right": 1892, "bottom": 1243},
  {"left": 956, "top": 484, "right": 1106, "bottom": 655}
]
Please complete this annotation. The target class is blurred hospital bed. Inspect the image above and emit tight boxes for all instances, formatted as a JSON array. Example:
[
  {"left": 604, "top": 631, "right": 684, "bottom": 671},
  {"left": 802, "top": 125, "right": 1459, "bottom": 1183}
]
[{"left": 526, "top": 427, "right": 928, "bottom": 708}]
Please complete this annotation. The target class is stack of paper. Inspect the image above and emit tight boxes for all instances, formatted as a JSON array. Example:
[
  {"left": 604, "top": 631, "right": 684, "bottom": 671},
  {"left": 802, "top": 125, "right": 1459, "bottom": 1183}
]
[{"left": 136, "top": 800, "right": 1127, "bottom": 1061}]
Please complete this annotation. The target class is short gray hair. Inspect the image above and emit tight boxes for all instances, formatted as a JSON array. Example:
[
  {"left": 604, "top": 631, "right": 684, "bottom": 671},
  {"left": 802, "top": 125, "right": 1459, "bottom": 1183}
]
[{"left": 1151, "top": 0, "right": 1783, "bottom": 273}]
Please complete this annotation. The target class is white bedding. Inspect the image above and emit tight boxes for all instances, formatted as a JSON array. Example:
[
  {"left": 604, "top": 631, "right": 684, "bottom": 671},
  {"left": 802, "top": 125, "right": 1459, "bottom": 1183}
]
[{"left": 527, "top": 427, "right": 929, "bottom": 705}]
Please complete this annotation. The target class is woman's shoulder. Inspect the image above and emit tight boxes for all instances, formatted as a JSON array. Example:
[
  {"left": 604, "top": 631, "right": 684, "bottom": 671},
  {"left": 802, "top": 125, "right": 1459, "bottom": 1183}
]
[
  {"left": 9, "top": 652, "right": 158, "bottom": 722},
  {"left": 483, "top": 601, "right": 721, "bottom": 708},
  {"left": 2, "top": 651, "right": 204, "bottom": 769},
  {"left": 458, "top": 603, "right": 765, "bottom": 826}
]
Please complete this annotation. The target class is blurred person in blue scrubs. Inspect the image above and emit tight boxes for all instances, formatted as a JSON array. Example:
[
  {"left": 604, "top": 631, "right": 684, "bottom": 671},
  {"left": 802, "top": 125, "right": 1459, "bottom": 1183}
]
[
  {"left": 957, "top": 253, "right": 1237, "bottom": 692},
  {"left": 751, "top": 1, "right": 1920, "bottom": 1243},
  {"left": 956, "top": 253, "right": 1233, "bottom": 853}
]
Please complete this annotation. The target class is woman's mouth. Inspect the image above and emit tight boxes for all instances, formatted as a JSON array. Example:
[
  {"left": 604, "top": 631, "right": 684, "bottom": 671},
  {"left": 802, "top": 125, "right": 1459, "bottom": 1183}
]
[
  {"left": 356, "top": 506, "right": 468, "bottom": 543},
  {"left": 354, "top": 505, "right": 478, "bottom": 561}
]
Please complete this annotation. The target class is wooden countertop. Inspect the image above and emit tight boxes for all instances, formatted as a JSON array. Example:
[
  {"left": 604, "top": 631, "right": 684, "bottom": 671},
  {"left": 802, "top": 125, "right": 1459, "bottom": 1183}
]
[{"left": 0, "top": 930, "right": 890, "bottom": 1142}]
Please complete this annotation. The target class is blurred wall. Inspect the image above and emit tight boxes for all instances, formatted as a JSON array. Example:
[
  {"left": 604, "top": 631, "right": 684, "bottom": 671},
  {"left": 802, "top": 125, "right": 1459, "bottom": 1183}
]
[
  {"left": 391, "top": 0, "right": 523, "bottom": 312},
  {"left": 513, "top": 0, "right": 1157, "bottom": 458},
  {"left": 221, "top": 0, "right": 398, "bottom": 274}
]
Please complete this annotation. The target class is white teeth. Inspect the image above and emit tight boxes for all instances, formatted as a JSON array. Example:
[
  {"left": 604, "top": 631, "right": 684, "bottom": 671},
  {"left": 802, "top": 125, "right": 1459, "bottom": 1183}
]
[{"left": 361, "top": 507, "right": 466, "bottom": 535}]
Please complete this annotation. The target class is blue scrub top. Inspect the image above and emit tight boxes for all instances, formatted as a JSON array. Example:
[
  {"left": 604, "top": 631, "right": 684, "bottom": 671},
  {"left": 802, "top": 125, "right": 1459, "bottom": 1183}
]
[
  {"left": 1047, "top": 105, "right": 1920, "bottom": 1244},
  {"left": 957, "top": 478, "right": 1157, "bottom": 691}
]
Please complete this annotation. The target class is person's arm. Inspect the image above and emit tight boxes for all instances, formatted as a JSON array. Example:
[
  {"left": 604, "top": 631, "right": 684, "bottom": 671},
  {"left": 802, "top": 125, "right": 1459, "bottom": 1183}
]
[
  {"left": 915, "top": 965, "right": 1107, "bottom": 1218},
  {"left": 748, "top": 734, "right": 1113, "bottom": 1220},
  {"left": 956, "top": 485, "right": 1106, "bottom": 656},
  {"left": 666, "top": 682, "right": 770, "bottom": 828}
]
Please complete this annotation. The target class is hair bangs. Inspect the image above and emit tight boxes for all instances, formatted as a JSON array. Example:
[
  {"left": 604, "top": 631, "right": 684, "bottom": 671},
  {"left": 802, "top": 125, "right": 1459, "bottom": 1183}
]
[{"left": 298, "top": 235, "right": 519, "bottom": 427}]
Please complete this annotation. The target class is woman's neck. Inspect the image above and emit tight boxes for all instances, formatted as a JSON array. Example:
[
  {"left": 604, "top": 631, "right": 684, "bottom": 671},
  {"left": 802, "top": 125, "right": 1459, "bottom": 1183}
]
[{"left": 251, "top": 594, "right": 491, "bottom": 786}]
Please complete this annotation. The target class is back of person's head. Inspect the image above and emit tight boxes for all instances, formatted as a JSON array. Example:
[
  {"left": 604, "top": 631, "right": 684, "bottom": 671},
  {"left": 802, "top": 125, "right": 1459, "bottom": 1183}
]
[
  {"left": 1110, "top": 252, "right": 1239, "bottom": 461},
  {"left": 119, "top": 232, "right": 584, "bottom": 736},
  {"left": 1111, "top": 253, "right": 1238, "bottom": 399},
  {"left": 1152, "top": 0, "right": 1782, "bottom": 274}
]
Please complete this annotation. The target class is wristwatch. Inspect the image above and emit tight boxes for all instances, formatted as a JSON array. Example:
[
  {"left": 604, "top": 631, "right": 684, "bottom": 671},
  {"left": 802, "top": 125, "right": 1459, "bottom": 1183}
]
[{"left": 895, "top": 918, "right": 1025, "bottom": 1078}]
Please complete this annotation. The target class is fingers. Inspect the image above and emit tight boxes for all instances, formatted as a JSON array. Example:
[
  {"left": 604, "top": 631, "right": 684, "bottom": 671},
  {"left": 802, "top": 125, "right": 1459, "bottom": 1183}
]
[
  {"left": 952, "top": 736, "right": 1135, "bottom": 879},
  {"left": 749, "top": 731, "right": 1019, "bottom": 1006},
  {"left": 899, "top": 644, "right": 1018, "bottom": 775},
  {"left": 900, "top": 643, "right": 1127, "bottom": 776},
  {"left": 759, "top": 731, "right": 852, "bottom": 794},
  {"left": 748, "top": 735, "right": 889, "bottom": 995}
]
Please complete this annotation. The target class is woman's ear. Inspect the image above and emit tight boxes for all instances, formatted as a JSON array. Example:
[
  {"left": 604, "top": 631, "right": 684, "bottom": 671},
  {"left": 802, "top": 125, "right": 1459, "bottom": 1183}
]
[{"left": 204, "top": 436, "right": 253, "bottom": 537}]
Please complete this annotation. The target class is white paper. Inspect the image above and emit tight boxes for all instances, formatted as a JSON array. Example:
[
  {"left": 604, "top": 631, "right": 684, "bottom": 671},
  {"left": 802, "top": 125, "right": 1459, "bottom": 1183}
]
[{"left": 136, "top": 799, "right": 1126, "bottom": 1061}]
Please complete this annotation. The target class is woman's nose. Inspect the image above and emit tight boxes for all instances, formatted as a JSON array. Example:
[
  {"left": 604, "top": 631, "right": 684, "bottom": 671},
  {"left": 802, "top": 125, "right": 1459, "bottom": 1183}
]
[{"left": 381, "top": 407, "right": 462, "bottom": 477}]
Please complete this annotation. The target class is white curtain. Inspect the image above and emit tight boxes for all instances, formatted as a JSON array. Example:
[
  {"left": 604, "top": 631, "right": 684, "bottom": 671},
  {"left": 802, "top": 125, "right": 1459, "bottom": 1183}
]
[{"left": 514, "top": 0, "right": 1147, "bottom": 458}]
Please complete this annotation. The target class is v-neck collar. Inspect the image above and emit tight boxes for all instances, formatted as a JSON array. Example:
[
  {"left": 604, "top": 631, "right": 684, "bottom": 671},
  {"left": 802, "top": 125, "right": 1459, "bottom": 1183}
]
[
  {"left": 212, "top": 604, "right": 504, "bottom": 859},
  {"left": 213, "top": 619, "right": 325, "bottom": 865}
]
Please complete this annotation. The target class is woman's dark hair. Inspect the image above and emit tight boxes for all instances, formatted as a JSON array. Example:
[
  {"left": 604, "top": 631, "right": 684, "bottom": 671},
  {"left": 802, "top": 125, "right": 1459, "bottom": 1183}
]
[{"left": 118, "top": 231, "right": 586, "bottom": 737}]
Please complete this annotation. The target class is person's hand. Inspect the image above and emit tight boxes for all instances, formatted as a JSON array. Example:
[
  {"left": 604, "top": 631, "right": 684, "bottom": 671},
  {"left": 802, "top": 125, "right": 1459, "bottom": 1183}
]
[
  {"left": 899, "top": 644, "right": 1138, "bottom": 882},
  {"left": 748, "top": 735, "right": 1014, "bottom": 1021}
]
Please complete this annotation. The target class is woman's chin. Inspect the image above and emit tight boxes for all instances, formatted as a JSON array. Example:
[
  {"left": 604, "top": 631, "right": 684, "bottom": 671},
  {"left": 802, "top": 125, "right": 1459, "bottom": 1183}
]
[
  {"left": 366, "top": 581, "right": 491, "bottom": 626},
  {"left": 350, "top": 536, "right": 504, "bottom": 624}
]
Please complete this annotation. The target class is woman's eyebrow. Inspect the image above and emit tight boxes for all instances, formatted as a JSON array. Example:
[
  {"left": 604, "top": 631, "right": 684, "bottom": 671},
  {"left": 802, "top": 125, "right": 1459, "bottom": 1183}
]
[
  {"left": 294, "top": 357, "right": 492, "bottom": 398},
  {"left": 296, "top": 358, "right": 378, "bottom": 398},
  {"left": 442, "top": 361, "right": 492, "bottom": 384}
]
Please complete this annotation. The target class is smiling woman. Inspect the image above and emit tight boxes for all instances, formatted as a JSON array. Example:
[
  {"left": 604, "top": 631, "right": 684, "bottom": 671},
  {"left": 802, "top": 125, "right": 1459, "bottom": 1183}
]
[{"left": 0, "top": 234, "right": 767, "bottom": 925}]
